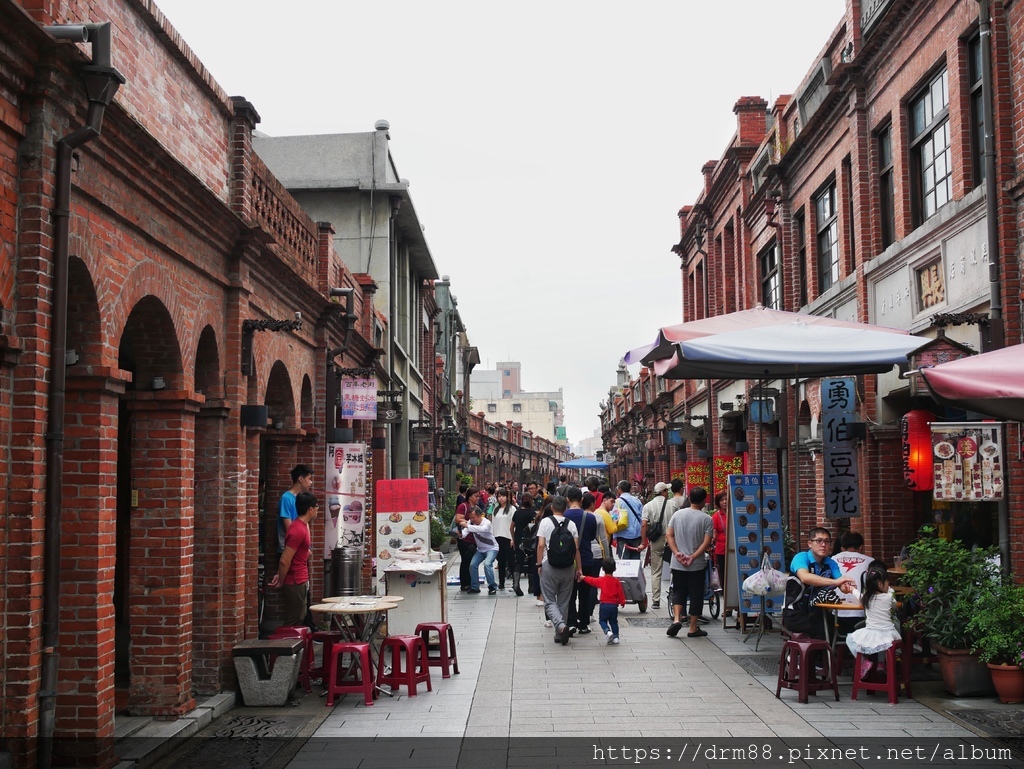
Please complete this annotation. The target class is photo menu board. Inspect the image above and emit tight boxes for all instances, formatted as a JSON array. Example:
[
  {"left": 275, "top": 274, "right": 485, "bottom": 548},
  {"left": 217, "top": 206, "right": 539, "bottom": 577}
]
[
  {"left": 729, "top": 473, "right": 784, "bottom": 617},
  {"left": 932, "top": 421, "right": 1004, "bottom": 501},
  {"left": 324, "top": 442, "right": 367, "bottom": 559}
]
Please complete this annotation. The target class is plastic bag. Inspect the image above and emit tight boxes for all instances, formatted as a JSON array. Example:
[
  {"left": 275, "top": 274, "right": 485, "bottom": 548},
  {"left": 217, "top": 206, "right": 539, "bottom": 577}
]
[
  {"left": 709, "top": 563, "right": 722, "bottom": 592},
  {"left": 742, "top": 553, "right": 786, "bottom": 596}
]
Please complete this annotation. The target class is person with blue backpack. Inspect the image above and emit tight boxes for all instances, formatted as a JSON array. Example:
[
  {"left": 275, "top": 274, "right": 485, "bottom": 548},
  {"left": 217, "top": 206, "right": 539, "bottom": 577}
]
[{"left": 536, "top": 495, "right": 582, "bottom": 645}]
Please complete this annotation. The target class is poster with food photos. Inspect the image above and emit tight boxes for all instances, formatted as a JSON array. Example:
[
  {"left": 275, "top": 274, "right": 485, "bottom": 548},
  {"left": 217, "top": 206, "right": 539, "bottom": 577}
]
[
  {"left": 932, "top": 422, "right": 1004, "bottom": 501},
  {"left": 729, "top": 474, "right": 784, "bottom": 616},
  {"left": 374, "top": 479, "right": 431, "bottom": 585},
  {"left": 323, "top": 442, "right": 368, "bottom": 559}
]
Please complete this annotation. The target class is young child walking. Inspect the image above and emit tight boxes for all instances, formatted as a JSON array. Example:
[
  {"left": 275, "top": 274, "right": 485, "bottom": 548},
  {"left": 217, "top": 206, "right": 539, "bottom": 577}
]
[
  {"left": 581, "top": 559, "right": 627, "bottom": 645},
  {"left": 845, "top": 561, "right": 903, "bottom": 679}
]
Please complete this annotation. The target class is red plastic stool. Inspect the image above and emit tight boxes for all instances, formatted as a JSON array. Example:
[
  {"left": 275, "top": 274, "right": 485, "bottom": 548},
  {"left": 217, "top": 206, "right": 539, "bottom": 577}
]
[
  {"left": 902, "top": 626, "right": 936, "bottom": 666},
  {"left": 775, "top": 637, "right": 839, "bottom": 704},
  {"left": 311, "top": 630, "right": 346, "bottom": 684},
  {"left": 415, "top": 622, "right": 460, "bottom": 679},
  {"left": 325, "top": 641, "right": 375, "bottom": 706},
  {"left": 269, "top": 626, "right": 313, "bottom": 693},
  {"left": 851, "top": 643, "right": 912, "bottom": 704},
  {"left": 376, "top": 635, "right": 432, "bottom": 697}
]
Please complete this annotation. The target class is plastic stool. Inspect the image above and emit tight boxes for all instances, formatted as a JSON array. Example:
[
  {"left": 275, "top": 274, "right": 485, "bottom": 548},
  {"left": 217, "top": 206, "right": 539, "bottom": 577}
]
[
  {"left": 903, "top": 626, "right": 936, "bottom": 666},
  {"left": 311, "top": 630, "right": 346, "bottom": 684},
  {"left": 268, "top": 626, "right": 313, "bottom": 693},
  {"left": 415, "top": 622, "right": 460, "bottom": 679},
  {"left": 376, "top": 635, "right": 432, "bottom": 697},
  {"left": 325, "top": 641, "right": 375, "bottom": 706},
  {"left": 851, "top": 643, "right": 912, "bottom": 704},
  {"left": 775, "top": 637, "right": 839, "bottom": 704}
]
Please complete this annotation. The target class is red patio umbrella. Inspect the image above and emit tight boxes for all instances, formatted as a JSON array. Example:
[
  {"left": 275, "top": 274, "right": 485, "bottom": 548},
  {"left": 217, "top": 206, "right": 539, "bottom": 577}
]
[{"left": 918, "top": 344, "right": 1024, "bottom": 422}]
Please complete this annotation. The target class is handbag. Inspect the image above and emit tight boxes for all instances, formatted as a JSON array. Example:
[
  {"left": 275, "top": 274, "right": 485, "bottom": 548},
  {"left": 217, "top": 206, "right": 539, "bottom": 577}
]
[{"left": 709, "top": 562, "right": 721, "bottom": 592}]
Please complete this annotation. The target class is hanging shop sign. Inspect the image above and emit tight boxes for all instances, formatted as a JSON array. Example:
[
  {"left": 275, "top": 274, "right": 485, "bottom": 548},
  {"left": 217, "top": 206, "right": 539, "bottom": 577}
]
[
  {"left": 324, "top": 442, "right": 368, "bottom": 558},
  {"left": 341, "top": 378, "right": 377, "bottom": 420},
  {"left": 713, "top": 455, "right": 745, "bottom": 497},
  {"left": 932, "top": 421, "right": 1004, "bottom": 501},
  {"left": 821, "top": 377, "right": 860, "bottom": 519}
]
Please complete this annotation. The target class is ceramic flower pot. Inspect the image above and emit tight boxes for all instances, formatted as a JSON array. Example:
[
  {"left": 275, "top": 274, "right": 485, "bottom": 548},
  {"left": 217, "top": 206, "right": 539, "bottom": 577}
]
[
  {"left": 934, "top": 645, "right": 995, "bottom": 697},
  {"left": 987, "top": 664, "right": 1024, "bottom": 704}
]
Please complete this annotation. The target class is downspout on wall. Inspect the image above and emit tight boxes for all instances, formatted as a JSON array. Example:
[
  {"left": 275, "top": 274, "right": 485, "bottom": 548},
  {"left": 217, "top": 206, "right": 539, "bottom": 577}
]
[{"left": 39, "top": 22, "right": 124, "bottom": 769}]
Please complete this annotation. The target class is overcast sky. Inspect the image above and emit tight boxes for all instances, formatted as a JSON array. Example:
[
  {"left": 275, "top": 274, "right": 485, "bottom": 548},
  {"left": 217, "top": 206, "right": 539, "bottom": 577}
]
[{"left": 154, "top": 0, "right": 846, "bottom": 448}]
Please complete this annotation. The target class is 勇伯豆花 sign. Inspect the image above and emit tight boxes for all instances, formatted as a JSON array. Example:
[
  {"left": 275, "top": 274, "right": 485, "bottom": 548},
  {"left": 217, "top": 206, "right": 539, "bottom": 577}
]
[{"left": 822, "top": 377, "right": 860, "bottom": 519}]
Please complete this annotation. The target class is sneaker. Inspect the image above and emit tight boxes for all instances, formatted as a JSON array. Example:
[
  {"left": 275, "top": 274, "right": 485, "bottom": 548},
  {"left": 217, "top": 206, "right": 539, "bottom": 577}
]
[
  {"left": 611, "top": 637, "right": 620, "bottom": 645},
  {"left": 577, "top": 626, "right": 592, "bottom": 635},
  {"left": 667, "top": 621, "right": 683, "bottom": 637},
  {"left": 467, "top": 588, "right": 481, "bottom": 594},
  {"left": 558, "top": 624, "right": 572, "bottom": 645},
  {"left": 535, "top": 599, "right": 545, "bottom": 607},
  {"left": 651, "top": 602, "right": 660, "bottom": 609},
  {"left": 544, "top": 620, "right": 553, "bottom": 628},
  {"left": 606, "top": 631, "right": 615, "bottom": 645},
  {"left": 488, "top": 587, "right": 497, "bottom": 595}
]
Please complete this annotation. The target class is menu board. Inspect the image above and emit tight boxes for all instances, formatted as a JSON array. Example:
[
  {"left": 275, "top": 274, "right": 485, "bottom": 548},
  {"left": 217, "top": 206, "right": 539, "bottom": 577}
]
[
  {"left": 932, "top": 422, "right": 1004, "bottom": 501},
  {"left": 729, "top": 474, "right": 784, "bottom": 616},
  {"left": 374, "top": 479, "right": 431, "bottom": 586},
  {"left": 324, "top": 443, "right": 367, "bottom": 558}
]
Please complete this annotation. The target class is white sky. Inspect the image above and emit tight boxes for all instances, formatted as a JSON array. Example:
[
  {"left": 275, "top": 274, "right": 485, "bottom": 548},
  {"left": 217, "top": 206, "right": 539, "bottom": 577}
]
[{"left": 153, "top": 0, "right": 846, "bottom": 448}]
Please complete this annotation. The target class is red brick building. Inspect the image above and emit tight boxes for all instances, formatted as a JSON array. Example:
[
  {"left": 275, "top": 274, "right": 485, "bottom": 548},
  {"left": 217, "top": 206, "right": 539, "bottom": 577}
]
[
  {"left": 0, "top": 2, "right": 445, "bottom": 766},
  {"left": 604, "top": 0, "right": 1022, "bottom": 576}
]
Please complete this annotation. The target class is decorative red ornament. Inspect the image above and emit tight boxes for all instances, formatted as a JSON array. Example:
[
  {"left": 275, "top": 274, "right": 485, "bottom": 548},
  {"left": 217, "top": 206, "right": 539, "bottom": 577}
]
[{"left": 900, "top": 409, "right": 934, "bottom": 491}]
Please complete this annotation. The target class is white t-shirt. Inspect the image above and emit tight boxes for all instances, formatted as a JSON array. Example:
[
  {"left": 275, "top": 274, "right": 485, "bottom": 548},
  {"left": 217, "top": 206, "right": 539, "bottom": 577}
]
[
  {"left": 537, "top": 514, "right": 578, "bottom": 565},
  {"left": 463, "top": 518, "right": 498, "bottom": 552},
  {"left": 832, "top": 550, "right": 874, "bottom": 617},
  {"left": 491, "top": 504, "right": 516, "bottom": 540}
]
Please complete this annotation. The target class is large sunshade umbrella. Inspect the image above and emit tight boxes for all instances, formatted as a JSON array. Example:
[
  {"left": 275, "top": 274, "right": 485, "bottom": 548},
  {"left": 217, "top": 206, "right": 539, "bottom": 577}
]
[
  {"left": 918, "top": 344, "right": 1024, "bottom": 421},
  {"left": 650, "top": 322, "right": 931, "bottom": 380},
  {"left": 557, "top": 458, "right": 609, "bottom": 470},
  {"left": 623, "top": 306, "right": 913, "bottom": 368}
]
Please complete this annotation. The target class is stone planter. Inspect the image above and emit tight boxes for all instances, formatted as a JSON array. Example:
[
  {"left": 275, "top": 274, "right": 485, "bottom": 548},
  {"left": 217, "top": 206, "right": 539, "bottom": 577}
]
[
  {"left": 987, "top": 664, "right": 1024, "bottom": 704},
  {"left": 935, "top": 644, "right": 994, "bottom": 697}
]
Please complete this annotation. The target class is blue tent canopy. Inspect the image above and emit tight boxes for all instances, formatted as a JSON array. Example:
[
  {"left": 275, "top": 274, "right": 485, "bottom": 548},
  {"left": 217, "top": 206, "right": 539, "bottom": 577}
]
[{"left": 557, "top": 458, "right": 608, "bottom": 470}]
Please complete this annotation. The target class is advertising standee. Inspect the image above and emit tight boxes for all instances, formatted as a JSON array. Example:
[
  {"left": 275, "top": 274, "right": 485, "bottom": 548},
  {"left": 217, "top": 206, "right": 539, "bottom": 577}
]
[
  {"left": 323, "top": 442, "right": 367, "bottom": 559},
  {"left": 729, "top": 473, "right": 784, "bottom": 618}
]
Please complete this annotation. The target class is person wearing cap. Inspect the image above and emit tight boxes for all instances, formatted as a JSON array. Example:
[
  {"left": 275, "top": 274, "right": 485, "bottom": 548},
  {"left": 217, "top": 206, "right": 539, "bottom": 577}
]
[{"left": 642, "top": 481, "right": 673, "bottom": 609}]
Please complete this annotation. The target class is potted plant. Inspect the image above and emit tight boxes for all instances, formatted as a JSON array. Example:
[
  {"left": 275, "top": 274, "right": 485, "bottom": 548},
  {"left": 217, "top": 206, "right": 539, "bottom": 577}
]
[
  {"left": 903, "top": 529, "right": 998, "bottom": 696},
  {"left": 967, "top": 580, "right": 1024, "bottom": 703}
]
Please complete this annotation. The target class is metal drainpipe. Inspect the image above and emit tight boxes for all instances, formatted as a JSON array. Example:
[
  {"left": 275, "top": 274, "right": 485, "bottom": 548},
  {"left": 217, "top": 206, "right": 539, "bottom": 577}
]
[
  {"left": 388, "top": 196, "right": 400, "bottom": 479},
  {"left": 39, "top": 22, "right": 125, "bottom": 769},
  {"left": 977, "top": 0, "right": 1010, "bottom": 573}
]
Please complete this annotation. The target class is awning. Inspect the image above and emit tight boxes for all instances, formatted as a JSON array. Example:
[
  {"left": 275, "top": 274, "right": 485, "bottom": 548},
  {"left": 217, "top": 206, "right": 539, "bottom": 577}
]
[{"left": 918, "top": 344, "right": 1024, "bottom": 421}]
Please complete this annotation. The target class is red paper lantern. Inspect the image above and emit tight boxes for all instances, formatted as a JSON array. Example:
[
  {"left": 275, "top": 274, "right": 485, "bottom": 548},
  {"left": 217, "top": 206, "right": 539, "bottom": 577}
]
[{"left": 901, "top": 409, "right": 934, "bottom": 491}]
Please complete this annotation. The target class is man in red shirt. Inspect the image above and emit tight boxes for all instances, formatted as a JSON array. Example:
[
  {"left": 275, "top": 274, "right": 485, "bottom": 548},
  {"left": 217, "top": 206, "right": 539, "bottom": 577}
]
[{"left": 270, "top": 491, "right": 318, "bottom": 626}]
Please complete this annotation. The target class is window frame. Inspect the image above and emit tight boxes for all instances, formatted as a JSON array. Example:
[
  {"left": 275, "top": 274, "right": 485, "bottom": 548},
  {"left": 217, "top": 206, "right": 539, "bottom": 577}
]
[
  {"left": 968, "top": 34, "right": 985, "bottom": 189},
  {"left": 815, "top": 181, "right": 840, "bottom": 294},
  {"left": 909, "top": 67, "right": 951, "bottom": 225},
  {"left": 878, "top": 122, "right": 896, "bottom": 249},
  {"left": 794, "top": 209, "right": 807, "bottom": 307},
  {"left": 759, "top": 241, "right": 781, "bottom": 310}
]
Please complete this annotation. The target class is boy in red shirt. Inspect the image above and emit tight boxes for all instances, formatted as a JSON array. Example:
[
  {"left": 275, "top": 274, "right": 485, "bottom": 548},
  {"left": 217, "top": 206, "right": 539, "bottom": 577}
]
[
  {"left": 270, "top": 491, "right": 318, "bottom": 626},
  {"left": 581, "top": 559, "right": 626, "bottom": 645}
]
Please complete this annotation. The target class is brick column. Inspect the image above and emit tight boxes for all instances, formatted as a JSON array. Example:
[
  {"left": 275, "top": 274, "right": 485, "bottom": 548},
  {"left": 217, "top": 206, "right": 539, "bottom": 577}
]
[
  {"left": 126, "top": 394, "right": 199, "bottom": 716},
  {"left": 55, "top": 370, "right": 127, "bottom": 760}
]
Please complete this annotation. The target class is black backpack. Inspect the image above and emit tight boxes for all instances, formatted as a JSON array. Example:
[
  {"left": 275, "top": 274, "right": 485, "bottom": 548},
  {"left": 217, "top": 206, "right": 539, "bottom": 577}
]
[{"left": 546, "top": 518, "right": 576, "bottom": 568}]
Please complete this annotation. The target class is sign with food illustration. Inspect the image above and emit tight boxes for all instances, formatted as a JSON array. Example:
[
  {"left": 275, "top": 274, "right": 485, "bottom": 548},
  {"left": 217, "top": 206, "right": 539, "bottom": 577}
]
[
  {"left": 932, "top": 421, "right": 1004, "bottom": 501},
  {"left": 729, "top": 474, "right": 784, "bottom": 616},
  {"left": 374, "top": 479, "right": 431, "bottom": 585},
  {"left": 324, "top": 442, "right": 368, "bottom": 558}
]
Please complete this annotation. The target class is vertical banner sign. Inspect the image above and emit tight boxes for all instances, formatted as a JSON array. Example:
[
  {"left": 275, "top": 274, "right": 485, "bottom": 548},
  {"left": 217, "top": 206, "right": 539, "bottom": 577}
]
[
  {"left": 341, "top": 378, "right": 377, "bottom": 420},
  {"left": 324, "top": 442, "right": 368, "bottom": 559},
  {"left": 729, "top": 474, "right": 783, "bottom": 616},
  {"left": 932, "top": 421, "right": 1004, "bottom": 500},
  {"left": 821, "top": 377, "right": 860, "bottom": 519},
  {"left": 684, "top": 461, "right": 710, "bottom": 494}
]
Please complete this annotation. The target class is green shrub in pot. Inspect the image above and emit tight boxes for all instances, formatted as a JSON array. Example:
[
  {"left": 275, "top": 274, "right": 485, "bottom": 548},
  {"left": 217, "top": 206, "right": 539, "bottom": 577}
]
[{"left": 967, "top": 580, "right": 1024, "bottom": 665}]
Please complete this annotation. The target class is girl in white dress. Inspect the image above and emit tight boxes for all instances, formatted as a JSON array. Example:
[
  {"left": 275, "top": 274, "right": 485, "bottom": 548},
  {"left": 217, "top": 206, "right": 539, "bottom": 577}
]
[{"left": 845, "top": 562, "right": 903, "bottom": 679}]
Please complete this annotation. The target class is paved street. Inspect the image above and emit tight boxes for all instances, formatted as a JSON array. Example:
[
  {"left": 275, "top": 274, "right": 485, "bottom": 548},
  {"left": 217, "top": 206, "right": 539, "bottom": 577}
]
[{"left": 137, "top": 555, "right": 1024, "bottom": 769}]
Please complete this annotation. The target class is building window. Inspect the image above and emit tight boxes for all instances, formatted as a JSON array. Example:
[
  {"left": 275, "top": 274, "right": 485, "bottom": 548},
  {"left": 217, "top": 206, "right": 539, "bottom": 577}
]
[
  {"left": 502, "top": 389, "right": 511, "bottom": 397},
  {"left": 760, "top": 242, "right": 780, "bottom": 310},
  {"left": 968, "top": 35, "right": 985, "bottom": 189},
  {"left": 503, "top": 369, "right": 510, "bottom": 376},
  {"left": 487, "top": 403, "right": 497, "bottom": 413},
  {"left": 815, "top": 182, "right": 839, "bottom": 293},
  {"left": 794, "top": 210, "right": 807, "bottom": 307},
  {"left": 910, "top": 68, "right": 950, "bottom": 224},
  {"left": 878, "top": 124, "right": 896, "bottom": 249},
  {"left": 513, "top": 403, "right": 522, "bottom": 413}
]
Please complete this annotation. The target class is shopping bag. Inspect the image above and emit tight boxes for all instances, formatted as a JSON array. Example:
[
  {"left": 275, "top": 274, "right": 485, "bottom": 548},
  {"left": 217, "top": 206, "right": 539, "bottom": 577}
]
[{"left": 742, "top": 553, "right": 786, "bottom": 596}]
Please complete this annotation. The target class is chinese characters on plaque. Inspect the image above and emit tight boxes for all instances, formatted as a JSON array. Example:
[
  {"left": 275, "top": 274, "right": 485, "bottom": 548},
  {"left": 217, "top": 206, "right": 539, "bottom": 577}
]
[
  {"left": 341, "top": 378, "right": 377, "bottom": 420},
  {"left": 323, "top": 442, "right": 367, "bottom": 558},
  {"left": 932, "top": 422, "right": 1004, "bottom": 501},
  {"left": 821, "top": 377, "right": 860, "bottom": 519}
]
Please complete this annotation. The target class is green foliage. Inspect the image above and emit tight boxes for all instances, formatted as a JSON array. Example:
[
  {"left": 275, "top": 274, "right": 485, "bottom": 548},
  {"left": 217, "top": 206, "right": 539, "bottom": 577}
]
[
  {"left": 456, "top": 470, "right": 474, "bottom": 490},
  {"left": 429, "top": 512, "right": 448, "bottom": 550},
  {"left": 903, "top": 528, "right": 999, "bottom": 650},
  {"left": 967, "top": 580, "right": 1024, "bottom": 665}
]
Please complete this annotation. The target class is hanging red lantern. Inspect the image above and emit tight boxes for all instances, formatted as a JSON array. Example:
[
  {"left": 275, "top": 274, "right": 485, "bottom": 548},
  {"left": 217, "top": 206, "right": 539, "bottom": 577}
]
[{"left": 900, "top": 409, "right": 934, "bottom": 491}]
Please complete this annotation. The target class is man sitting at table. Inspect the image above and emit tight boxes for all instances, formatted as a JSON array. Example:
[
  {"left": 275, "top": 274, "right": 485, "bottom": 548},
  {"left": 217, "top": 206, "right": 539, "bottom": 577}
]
[
  {"left": 269, "top": 491, "right": 318, "bottom": 627},
  {"left": 782, "top": 527, "right": 856, "bottom": 643}
]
